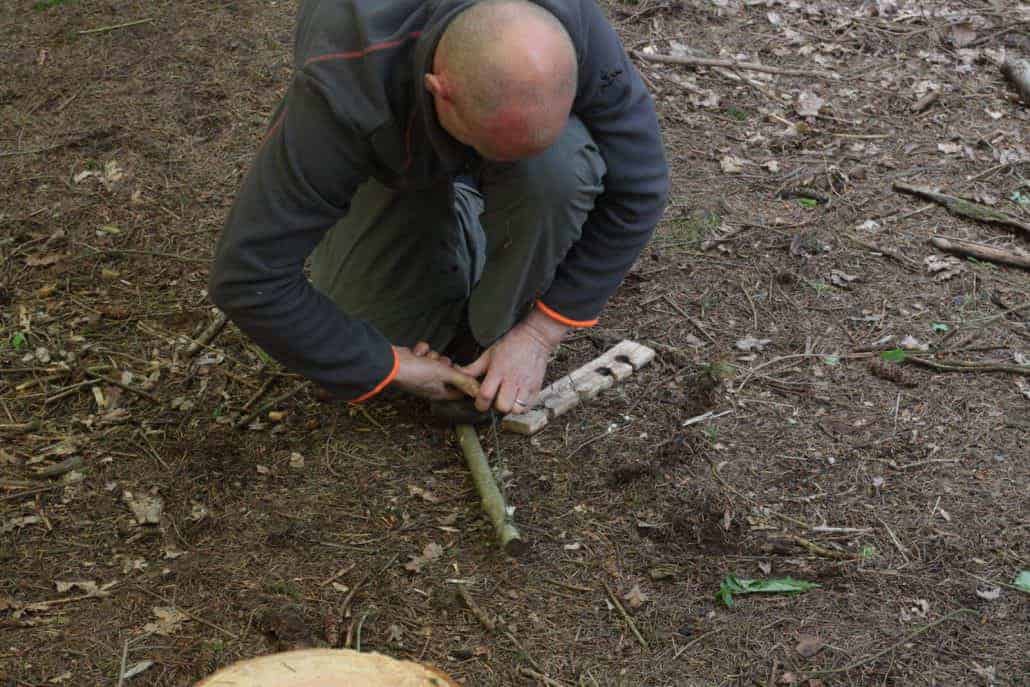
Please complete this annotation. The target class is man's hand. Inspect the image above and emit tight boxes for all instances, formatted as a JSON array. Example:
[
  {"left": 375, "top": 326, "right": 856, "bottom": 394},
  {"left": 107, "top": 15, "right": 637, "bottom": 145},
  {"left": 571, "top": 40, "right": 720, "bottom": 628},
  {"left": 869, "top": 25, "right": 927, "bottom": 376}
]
[
  {"left": 459, "top": 308, "right": 570, "bottom": 414},
  {"left": 391, "top": 342, "right": 480, "bottom": 400}
]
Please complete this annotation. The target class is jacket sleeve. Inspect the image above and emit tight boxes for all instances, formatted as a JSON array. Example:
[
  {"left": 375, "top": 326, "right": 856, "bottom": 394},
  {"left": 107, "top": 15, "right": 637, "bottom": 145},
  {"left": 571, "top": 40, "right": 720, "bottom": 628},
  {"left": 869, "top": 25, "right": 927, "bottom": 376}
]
[
  {"left": 537, "top": 0, "right": 669, "bottom": 326},
  {"left": 208, "top": 72, "right": 399, "bottom": 401}
]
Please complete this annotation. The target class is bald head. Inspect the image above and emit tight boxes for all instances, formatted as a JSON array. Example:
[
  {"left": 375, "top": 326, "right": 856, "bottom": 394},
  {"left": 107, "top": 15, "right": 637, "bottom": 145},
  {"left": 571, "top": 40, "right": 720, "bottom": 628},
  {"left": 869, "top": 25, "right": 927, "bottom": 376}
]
[{"left": 425, "top": 0, "right": 577, "bottom": 161}]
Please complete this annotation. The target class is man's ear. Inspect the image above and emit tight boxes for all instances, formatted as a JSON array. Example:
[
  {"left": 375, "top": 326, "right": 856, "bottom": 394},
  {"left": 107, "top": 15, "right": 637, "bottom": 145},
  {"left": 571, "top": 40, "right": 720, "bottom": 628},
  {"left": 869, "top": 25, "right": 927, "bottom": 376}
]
[{"left": 424, "top": 73, "right": 445, "bottom": 97}]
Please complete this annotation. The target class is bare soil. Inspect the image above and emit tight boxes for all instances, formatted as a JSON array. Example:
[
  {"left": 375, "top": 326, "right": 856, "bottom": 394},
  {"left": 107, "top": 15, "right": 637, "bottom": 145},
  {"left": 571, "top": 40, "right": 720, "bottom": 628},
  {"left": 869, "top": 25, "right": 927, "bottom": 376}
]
[{"left": 2, "top": 1, "right": 1028, "bottom": 685}]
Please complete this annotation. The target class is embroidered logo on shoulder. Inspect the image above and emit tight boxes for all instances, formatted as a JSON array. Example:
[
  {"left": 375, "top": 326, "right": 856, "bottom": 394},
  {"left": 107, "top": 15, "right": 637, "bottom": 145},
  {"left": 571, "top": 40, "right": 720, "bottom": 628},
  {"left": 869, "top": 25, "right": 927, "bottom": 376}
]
[{"left": 600, "top": 68, "right": 624, "bottom": 90}]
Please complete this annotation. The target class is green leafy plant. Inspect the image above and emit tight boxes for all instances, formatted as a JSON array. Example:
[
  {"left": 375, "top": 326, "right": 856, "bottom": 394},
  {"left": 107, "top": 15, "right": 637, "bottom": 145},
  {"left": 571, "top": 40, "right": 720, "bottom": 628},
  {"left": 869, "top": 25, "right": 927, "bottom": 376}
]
[
  {"left": 716, "top": 575, "right": 820, "bottom": 608},
  {"left": 10, "top": 332, "right": 27, "bottom": 351},
  {"left": 881, "top": 348, "right": 907, "bottom": 363},
  {"left": 725, "top": 106, "right": 748, "bottom": 121},
  {"left": 931, "top": 322, "right": 949, "bottom": 333},
  {"left": 797, "top": 197, "right": 819, "bottom": 209}
]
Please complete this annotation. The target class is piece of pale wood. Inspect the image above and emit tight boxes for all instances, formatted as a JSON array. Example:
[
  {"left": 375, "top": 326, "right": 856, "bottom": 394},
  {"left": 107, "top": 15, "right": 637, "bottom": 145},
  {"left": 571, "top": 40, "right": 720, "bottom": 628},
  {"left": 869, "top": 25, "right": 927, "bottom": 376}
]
[
  {"left": 502, "top": 340, "right": 656, "bottom": 435},
  {"left": 196, "top": 648, "right": 458, "bottom": 687}
]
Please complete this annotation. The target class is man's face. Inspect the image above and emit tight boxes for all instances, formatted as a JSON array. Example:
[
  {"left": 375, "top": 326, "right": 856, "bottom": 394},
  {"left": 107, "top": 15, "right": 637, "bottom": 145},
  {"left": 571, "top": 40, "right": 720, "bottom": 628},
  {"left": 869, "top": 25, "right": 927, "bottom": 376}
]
[{"left": 425, "top": 73, "right": 554, "bottom": 162}]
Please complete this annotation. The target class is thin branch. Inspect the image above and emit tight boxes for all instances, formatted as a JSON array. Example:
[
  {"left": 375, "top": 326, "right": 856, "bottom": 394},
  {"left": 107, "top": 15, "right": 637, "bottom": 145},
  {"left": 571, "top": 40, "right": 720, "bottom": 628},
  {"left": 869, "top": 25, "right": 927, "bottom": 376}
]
[
  {"left": 601, "top": 579, "right": 650, "bottom": 650},
  {"left": 808, "top": 609, "right": 977, "bottom": 676},
  {"left": 907, "top": 357, "right": 1030, "bottom": 376},
  {"left": 893, "top": 182, "right": 1030, "bottom": 237},
  {"left": 78, "top": 18, "right": 154, "bottom": 35},
  {"left": 75, "top": 241, "right": 209, "bottom": 264},
  {"left": 633, "top": 50, "right": 839, "bottom": 80},
  {"left": 185, "top": 311, "right": 228, "bottom": 357}
]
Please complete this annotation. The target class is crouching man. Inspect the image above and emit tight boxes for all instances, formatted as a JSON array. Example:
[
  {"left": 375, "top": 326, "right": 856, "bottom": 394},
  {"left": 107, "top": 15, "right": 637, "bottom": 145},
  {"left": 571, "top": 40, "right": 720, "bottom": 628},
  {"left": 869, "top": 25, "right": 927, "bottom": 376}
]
[{"left": 209, "top": 0, "right": 668, "bottom": 418}]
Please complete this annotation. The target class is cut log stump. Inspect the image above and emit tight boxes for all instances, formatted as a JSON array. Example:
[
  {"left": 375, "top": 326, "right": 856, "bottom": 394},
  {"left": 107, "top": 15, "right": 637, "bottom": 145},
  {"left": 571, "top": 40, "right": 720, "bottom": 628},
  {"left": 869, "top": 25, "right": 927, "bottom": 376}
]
[{"left": 196, "top": 648, "right": 458, "bottom": 687}]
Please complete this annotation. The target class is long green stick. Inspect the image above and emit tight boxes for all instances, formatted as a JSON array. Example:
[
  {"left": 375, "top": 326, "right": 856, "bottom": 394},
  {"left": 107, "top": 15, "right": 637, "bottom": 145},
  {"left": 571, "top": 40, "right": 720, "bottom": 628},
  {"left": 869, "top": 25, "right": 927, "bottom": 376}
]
[{"left": 455, "top": 424, "right": 526, "bottom": 556}]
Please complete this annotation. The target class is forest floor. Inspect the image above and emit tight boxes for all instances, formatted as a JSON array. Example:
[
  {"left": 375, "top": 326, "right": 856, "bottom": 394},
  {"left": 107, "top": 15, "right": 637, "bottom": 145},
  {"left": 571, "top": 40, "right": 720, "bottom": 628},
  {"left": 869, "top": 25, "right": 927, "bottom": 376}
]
[{"left": 1, "top": 1, "right": 1028, "bottom": 685}]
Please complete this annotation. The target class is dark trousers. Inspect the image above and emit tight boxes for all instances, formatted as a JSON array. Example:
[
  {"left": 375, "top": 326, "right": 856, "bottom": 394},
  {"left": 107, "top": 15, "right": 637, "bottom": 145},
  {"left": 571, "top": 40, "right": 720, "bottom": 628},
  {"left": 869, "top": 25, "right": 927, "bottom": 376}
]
[{"left": 310, "top": 116, "right": 605, "bottom": 351}]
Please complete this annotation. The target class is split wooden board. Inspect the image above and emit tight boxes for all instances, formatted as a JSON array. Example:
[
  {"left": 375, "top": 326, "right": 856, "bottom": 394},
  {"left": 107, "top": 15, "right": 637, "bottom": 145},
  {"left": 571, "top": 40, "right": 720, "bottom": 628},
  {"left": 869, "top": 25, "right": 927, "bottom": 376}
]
[{"left": 501, "top": 339, "right": 656, "bottom": 435}]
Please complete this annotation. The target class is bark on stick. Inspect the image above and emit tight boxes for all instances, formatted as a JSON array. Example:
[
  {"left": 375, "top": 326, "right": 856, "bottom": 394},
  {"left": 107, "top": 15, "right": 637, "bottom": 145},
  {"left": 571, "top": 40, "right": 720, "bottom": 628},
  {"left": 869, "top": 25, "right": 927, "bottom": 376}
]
[
  {"left": 455, "top": 424, "right": 526, "bottom": 556},
  {"left": 893, "top": 181, "right": 1030, "bottom": 237},
  {"left": 931, "top": 236, "right": 1030, "bottom": 270}
]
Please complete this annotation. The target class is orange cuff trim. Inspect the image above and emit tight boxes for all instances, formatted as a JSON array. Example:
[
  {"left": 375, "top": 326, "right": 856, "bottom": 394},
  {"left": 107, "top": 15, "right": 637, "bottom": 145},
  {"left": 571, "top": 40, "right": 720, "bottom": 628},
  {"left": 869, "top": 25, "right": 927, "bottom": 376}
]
[
  {"left": 536, "top": 300, "right": 598, "bottom": 328},
  {"left": 350, "top": 348, "right": 400, "bottom": 404}
]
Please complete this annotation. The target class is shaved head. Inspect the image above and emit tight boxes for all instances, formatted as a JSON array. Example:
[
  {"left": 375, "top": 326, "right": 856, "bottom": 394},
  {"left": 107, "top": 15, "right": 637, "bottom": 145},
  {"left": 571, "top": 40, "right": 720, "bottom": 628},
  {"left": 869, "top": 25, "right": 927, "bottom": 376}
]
[{"left": 425, "top": 0, "right": 577, "bottom": 161}]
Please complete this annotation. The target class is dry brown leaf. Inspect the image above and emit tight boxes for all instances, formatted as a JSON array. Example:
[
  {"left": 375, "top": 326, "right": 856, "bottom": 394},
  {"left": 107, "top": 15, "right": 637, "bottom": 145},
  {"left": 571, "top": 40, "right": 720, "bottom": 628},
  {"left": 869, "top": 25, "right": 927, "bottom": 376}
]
[
  {"left": 796, "top": 91, "right": 825, "bottom": 117},
  {"left": 795, "top": 635, "right": 825, "bottom": 658},
  {"left": 623, "top": 584, "right": 648, "bottom": 609},
  {"left": 950, "top": 21, "right": 977, "bottom": 48},
  {"left": 720, "top": 155, "right": 747, "bottom": 174},
  {"left": 143, "top": 606, "right": 189, "bottom": 636},
  {"left": 55, "top": 580, "right": 99, "bottom": 595},
  {"left": 122, "top": 491, "right": 163, "bottom": 525},
  {"left": 25, "top": 253, "right": 65, "bottom": 267},
  {"left": 407, "top": 484, "right": 441, "bottom": 503},
  {"left": 403, "top": 542, "right": 443, "bottom": 573}
]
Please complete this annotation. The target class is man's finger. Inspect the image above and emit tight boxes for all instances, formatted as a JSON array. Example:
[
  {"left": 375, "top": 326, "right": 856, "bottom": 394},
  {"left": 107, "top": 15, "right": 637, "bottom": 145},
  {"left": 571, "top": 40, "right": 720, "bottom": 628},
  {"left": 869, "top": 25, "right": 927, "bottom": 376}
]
[
  {"left": 494, "top": 380, "right": 519, "bottom": 415},
  {"left": 475, "top": 369, "right": 501, "bottom": 412},
  {"left": 457, "top": 349, "right": 491, "bottom": 378},
  {"left": 412, "top": 341, "right": 430, "bottom": 357}
]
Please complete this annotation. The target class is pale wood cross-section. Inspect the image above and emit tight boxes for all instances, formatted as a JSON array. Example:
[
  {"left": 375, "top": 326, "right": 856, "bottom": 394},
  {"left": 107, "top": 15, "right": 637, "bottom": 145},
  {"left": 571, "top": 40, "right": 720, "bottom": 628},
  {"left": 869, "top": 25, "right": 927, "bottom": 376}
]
[
  {"left": 196, "top": 648, "right": 459, "bottom": 687},
  {"left": 501, "top": 339, "right": 656, "bottom": 435}
]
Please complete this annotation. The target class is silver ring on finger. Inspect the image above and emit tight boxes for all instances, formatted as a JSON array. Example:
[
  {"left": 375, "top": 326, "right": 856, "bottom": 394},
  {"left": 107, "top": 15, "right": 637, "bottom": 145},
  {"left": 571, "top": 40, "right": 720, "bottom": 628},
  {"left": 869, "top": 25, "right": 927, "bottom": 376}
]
[{"left": 514, "top": 398, "right": 526, "bottom": 406}]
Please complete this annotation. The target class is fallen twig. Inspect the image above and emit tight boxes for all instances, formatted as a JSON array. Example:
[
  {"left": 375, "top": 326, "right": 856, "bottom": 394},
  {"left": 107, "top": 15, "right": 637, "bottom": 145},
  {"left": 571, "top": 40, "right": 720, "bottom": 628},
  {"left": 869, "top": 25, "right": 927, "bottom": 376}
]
[
  {"left": 682, "top": 409, "right": 733, "bottom": 427},
  {"left": 185, "top": 311, "right": 228, "bottom": 357},
  {"left": 115, "top": 638, "right": 129, "bottom": 687},
  {"left": 844, "top": 233, "right": 920, "bottom": 271},
  {"left": 892, "top": 182, "right": 1030, "bottom": 237},
  {"left": 0, "top": 142, "right": 75, "bottom": 158},
  {"left": 906, "top": 356, "right": 1030, "bottom": 376},
  {"left": 788, "top": 535, "right": 860, "bottom": 561},
  {"left": 78, "top": 18, "right": 154, "bottom": 35},
  {"left": 808, "top": 609, "right": 977, "bottom": 676},
  {"left": 133, "top": 586, "right": 238, "bottom": 639},
  {"left": 910, "top": 89, "right": 939, "bottom": 113},
  {"left": 662, "top": 294, "right": 717, "bottom": 343},
  {"left": 242, "top": 377, "right": 275, "bottom": 411},
  {"left": 601, "top": 579, "right": 650, "bottom": 650},
  {"left": 234, "top": 381, "right": 306, "bottom": 429},
  {"left": 456, "top": 586, "right": 496, "bottom": 632},
  {"left": 0, "top": 420, "right": 41, "bottom": 434},
  {"left": 43, "top": 379, "right": 99, "bottom": 404},
  {"left": 673, "top": 628, "right": 724, "bottom": 659},
  {"left": 518, "top": 667, "right": 568, "bottom": 687},
  {"left": 877, "top": 517, "right": 910, "bottom": 565},
  {"left": 0, "top": 484, "right": 67, "bottom": 502},
  {"left": 930, "top": 236, "right": 1030, "bottom": 271},
  {"left": 32, "top": 455, "right": 84, "bottom": 479},
  {"left": 633, "top": 50, "right": 839, "bottom": 80},
  {"left": 84, "top": 369, "right": 160, "bottom": 405},
  {"left": 75, "top": 241, "right": 209, "bottom": 264},
  {"left": 458, "top": 586, "right": 544, "bottom": 673}
]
